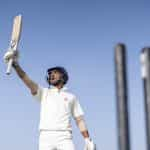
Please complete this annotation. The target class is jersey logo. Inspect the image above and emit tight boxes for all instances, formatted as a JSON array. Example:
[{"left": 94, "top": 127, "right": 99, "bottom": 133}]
[{"left": 64, "top": 97, "right": 68, "bottom": 101}]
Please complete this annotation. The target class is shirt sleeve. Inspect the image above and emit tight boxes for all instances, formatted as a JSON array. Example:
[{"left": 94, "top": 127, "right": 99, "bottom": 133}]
[
  {"left": 71, "top": 96, "right": 84, "bottom": 118},
  {"left": 32, "top": 85, "right": 44, "bottom": 102}
]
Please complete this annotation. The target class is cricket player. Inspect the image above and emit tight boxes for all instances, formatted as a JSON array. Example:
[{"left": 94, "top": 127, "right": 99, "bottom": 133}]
[{"left": 4, "top": 50, "right": 96, "bottom": 150}]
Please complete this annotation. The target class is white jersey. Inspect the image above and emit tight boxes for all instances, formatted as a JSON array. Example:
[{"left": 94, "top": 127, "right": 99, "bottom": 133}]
[{"left": 33, "top": 86, "right": 84, "bottom": 131}]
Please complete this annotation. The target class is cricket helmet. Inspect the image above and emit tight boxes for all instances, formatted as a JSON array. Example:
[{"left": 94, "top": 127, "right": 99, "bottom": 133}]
[{"left": 46, "top": 66, "right": 69, "bottom": 85}]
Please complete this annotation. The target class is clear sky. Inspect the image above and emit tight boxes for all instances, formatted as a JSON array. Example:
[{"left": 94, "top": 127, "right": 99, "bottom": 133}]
[{"left": 0, "top": 0, "right": 150, "bottom": 150}]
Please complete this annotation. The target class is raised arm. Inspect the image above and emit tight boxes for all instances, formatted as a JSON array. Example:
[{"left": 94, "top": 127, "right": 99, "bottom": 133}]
[
  {"left": 3, "top": 50, "right": 38, "bottom": 95},
  {"left": 12, "top": 62, "right": 38, "bottom": 95}
]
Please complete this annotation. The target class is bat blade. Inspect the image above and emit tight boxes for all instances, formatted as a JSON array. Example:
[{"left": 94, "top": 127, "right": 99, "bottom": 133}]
[
  {"left": 6, "top": 14, "right": 22, "bottom": 75},
  {"left": 10, "top": 15, "right": 22, "bottom": 50}
]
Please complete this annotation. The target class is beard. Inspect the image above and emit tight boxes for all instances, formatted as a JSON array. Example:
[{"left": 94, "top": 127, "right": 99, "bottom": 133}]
[{"left": 49, "top": 79, "right": 63, "bottom": 86}]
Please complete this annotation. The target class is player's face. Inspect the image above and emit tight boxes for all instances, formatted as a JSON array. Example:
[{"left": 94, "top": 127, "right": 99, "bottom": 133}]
[{"left": 48, "top": 70, "right": 62, "bottom": 85}]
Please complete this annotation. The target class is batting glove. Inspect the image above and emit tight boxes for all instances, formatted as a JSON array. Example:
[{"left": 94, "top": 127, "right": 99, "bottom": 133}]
[
  {"left": 3, "top": 49, "right": 19, "bottom": 64},
  {"left": 84, "top": 138, "right": 96, "bottom": 150}
]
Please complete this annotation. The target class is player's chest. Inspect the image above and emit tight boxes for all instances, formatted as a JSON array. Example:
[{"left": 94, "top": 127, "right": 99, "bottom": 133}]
[{"left": 42, "top": 92, "right": 72, "bottom": 111}]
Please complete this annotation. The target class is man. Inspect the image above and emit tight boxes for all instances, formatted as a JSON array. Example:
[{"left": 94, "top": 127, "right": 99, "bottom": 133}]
[{"left": 4, "top": 50, "right": 96, "bottom": 150}]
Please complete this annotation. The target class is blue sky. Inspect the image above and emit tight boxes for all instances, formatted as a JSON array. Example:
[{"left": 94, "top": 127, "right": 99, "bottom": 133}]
[{"left": 0, "top": 0, "right": 150, "bottom": 149}]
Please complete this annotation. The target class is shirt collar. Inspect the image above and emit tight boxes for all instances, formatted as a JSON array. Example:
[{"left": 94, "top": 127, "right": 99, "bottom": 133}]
[{"left": 50, "top": 86, "right": 68, "bottom": 92}]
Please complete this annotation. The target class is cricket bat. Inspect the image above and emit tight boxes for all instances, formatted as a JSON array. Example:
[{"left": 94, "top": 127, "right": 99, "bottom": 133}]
[{"left": 6, "top": 14, "right": 22, "bottom": 75}]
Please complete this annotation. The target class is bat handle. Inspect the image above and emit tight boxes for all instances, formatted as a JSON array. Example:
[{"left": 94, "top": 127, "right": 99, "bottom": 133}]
[{"left": 6, "top": 58, "right": 13, "bottom": 75}]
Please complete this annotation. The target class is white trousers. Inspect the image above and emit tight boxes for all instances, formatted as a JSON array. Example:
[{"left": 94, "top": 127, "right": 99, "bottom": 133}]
[{"left": 39, "top": 130, "right": 75, "bottom": 150}]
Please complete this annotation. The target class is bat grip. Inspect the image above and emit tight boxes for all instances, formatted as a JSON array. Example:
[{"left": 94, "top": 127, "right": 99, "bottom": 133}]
[{"left": 6, "top": 58, "right": 13, "bottom": 75}]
